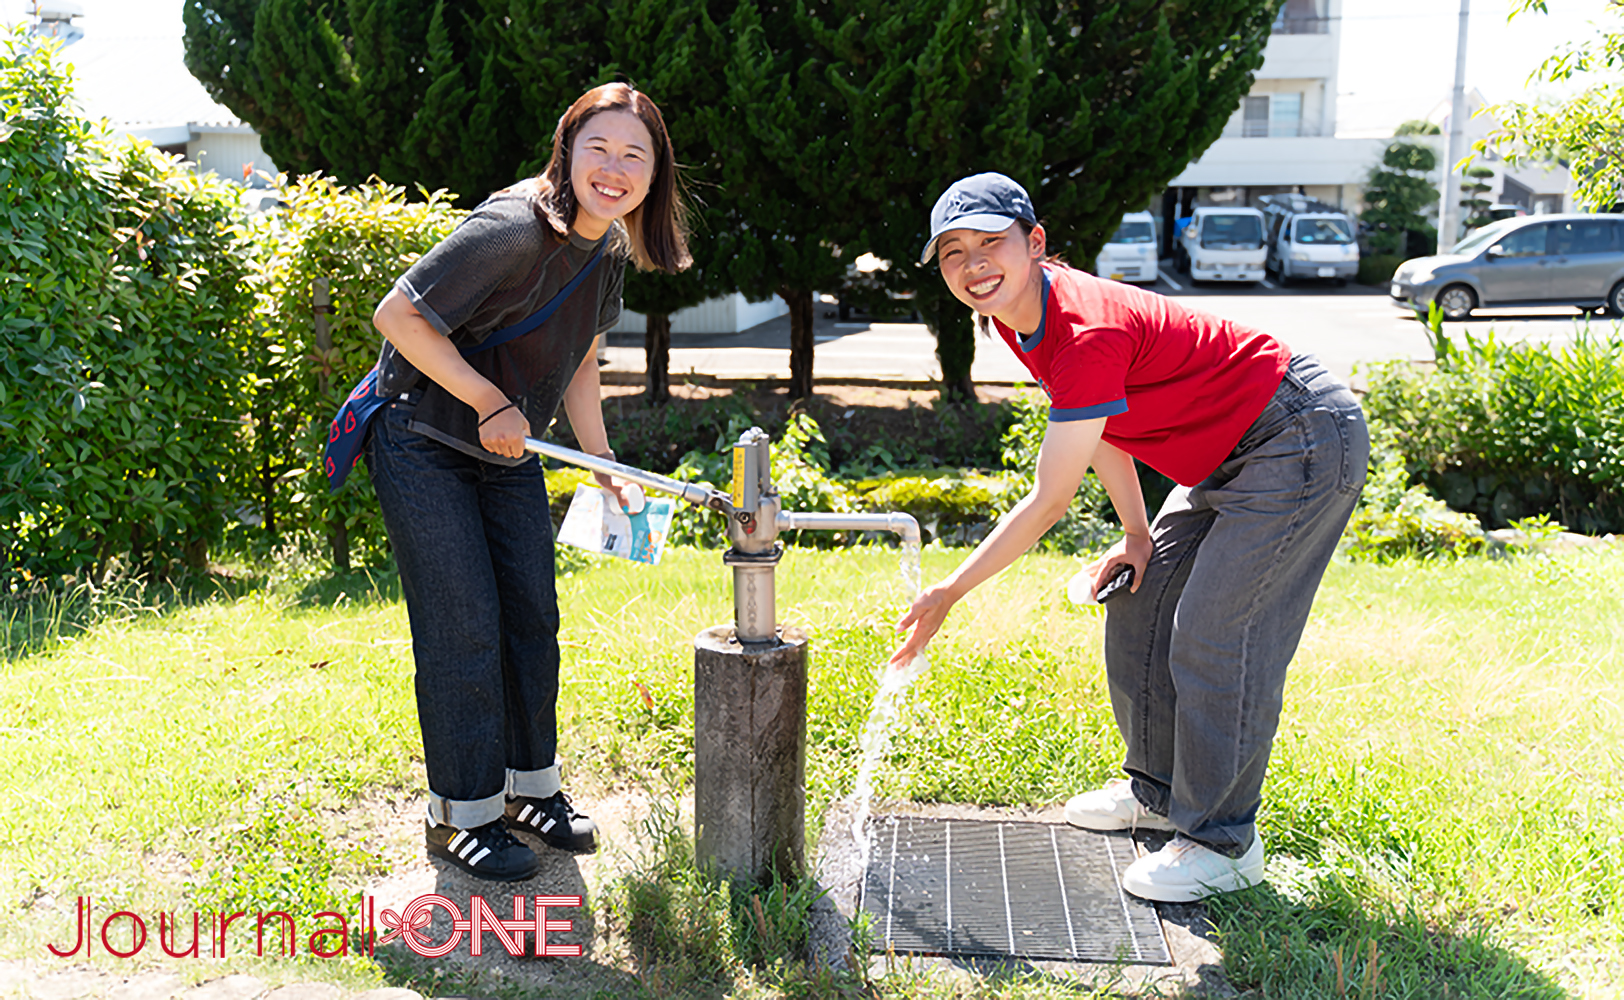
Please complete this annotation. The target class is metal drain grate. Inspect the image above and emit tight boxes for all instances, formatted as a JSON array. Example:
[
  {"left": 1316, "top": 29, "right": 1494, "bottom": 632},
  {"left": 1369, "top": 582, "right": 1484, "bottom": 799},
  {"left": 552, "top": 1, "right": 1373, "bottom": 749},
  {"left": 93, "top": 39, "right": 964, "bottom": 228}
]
[{"left": 862, "top": 815, "right": 1170, "bottom": 964}]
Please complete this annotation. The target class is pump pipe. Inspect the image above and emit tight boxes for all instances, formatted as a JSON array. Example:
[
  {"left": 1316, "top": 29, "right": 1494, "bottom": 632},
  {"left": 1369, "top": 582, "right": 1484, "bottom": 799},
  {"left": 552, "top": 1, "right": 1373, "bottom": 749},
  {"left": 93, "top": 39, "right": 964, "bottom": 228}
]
[
  {"left": 524, "top": 437, "right": 733, "bottom": 515},
  {"left": 777, "top": 510, "right": 921, "bottom": 550}
]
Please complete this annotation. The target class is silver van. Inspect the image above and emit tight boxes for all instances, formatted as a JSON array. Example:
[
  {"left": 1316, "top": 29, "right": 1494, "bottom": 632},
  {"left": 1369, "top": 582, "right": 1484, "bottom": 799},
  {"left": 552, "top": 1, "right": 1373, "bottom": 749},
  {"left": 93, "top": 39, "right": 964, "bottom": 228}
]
[
  {"left": 1260, "top": 195, "right": 1360, "bottom": 284},
  {"left": 1390, "top": 214, "right": 1624, "bottom": 320}
]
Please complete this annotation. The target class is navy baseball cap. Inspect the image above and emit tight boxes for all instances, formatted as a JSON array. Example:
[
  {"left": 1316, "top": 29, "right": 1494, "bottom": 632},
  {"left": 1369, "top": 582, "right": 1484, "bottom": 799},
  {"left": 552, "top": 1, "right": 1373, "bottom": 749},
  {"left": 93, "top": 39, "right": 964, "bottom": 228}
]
[{"left": 920, "top": 173, "right": 1037, "bottom": 264}]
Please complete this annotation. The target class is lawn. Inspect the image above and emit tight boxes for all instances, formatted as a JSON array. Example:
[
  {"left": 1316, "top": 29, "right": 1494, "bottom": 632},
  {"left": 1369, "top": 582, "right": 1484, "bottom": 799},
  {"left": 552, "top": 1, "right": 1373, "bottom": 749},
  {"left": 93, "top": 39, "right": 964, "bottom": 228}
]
[{"left": 2, "top": 542, "right": 1620, "bottom": 998}]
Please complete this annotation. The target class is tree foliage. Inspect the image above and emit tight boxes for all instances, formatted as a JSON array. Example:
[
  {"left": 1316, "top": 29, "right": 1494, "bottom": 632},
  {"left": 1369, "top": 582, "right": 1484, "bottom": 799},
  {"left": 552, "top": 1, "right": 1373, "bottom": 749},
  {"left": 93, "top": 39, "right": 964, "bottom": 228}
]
[
  {"left": 1, "top": 29, "right": 253, "bottom": 588},
  {"left": 760, "top": 0, "right": 1281, "bottom": 398},
  {"left": 240, "top": 173, "right": 461, "bottom": 567},
  {"left": 1361, "top": 140, "right": 1439, "bottom": 256},
  {"left": 1480, "top": 0, "right": 1624, "bottom": 211},
  {"left": 185, "top": 0, "right": 1279, "bottom": 402}
]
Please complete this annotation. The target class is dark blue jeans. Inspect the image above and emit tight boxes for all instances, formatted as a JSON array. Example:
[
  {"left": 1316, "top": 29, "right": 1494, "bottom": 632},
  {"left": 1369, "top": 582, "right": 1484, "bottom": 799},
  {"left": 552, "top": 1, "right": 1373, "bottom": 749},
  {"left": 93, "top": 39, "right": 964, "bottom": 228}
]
[
  {"left": 1104, "top": 354, "right": 1368, "bottom": 856},
  {"left": 366, "top": 398, "right": 563, "bottom": 828}
]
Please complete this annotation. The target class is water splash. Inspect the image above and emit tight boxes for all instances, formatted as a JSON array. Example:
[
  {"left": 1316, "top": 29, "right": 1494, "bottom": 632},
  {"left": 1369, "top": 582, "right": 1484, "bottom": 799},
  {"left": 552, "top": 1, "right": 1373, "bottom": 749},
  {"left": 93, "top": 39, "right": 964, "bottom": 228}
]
[{"left": 850, "top": 540, "right": 930, "bottom": 872}]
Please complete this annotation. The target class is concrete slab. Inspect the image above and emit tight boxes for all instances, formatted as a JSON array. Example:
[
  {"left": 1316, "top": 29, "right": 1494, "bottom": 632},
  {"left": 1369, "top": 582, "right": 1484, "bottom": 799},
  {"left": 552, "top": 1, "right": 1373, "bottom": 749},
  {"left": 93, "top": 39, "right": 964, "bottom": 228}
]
[
  {"left": 26, "top": 969, "right": 112, "bottom": 1000},
  {"left": 107, "top": 971, "right": 185, "bottom": 1000}
]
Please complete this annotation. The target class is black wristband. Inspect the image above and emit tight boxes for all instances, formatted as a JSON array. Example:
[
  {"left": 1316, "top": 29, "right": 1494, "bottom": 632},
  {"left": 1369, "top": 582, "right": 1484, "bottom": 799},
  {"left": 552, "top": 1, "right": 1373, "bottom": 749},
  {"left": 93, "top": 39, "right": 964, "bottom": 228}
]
[{"left": 478, "top": 402, "right": 517, "bottom": 427}]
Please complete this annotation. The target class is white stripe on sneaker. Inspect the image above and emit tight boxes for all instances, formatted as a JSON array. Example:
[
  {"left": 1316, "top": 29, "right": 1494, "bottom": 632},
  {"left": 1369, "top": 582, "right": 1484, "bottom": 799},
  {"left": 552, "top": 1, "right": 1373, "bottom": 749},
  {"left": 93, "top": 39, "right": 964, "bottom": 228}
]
[
  {"left": 468, "top": 847, "right": 491, "bottom": 866},
  {"left": 458, "top": 839, "right": 479, "bottom": 859},
  {"left": 541, "top": 818, "right": 556, "bottom": 833},
  {"left": 518, "top": 805, "right": 535, "bottom": 823}
]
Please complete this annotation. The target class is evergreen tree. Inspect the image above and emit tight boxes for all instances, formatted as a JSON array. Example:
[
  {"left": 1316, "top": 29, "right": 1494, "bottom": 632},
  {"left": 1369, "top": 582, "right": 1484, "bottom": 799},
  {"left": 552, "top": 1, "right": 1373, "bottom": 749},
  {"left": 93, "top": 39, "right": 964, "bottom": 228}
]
[
  {"left": 606, "top": 0, "right": 738, "bottom": 403},
  {"left": 1362, "top": 140, "right": 1439, "bottom": 257},
  {"left": 773, "top": 0, "right": 1279, "bottom": 399},
  {"left": 1461, "top": 165, "right": 1495, "bottom": 231},
  {"left": 186, "top": 0, "right": 1279, "bottom": 402}
]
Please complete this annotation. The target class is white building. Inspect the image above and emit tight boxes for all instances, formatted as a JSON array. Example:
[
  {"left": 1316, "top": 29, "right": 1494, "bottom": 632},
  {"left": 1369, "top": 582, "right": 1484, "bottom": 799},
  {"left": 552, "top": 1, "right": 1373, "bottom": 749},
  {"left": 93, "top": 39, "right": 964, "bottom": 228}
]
[
  {"left": 1163, "top": 0, "right": 1385, "bottom": 239},
  {"left": 4, "top": 1, "right": 278, "bottom": 189},
  {"left": 1436, "top": 88, "right": 1572, "bottom": 220},
  {"left": 1160, "top": 0, "right": 1573, "bottom": 245}
]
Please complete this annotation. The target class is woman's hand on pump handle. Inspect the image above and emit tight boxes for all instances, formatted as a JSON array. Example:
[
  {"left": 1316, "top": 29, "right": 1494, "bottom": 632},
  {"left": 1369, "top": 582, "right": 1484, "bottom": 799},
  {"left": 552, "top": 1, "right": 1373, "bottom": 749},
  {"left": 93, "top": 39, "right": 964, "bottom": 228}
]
[
  {"left": 478, "top": 402, "right": 531, "bottom": 459},
  {"left": 477, "top": 401, "right": 626, "bottom": 507}
]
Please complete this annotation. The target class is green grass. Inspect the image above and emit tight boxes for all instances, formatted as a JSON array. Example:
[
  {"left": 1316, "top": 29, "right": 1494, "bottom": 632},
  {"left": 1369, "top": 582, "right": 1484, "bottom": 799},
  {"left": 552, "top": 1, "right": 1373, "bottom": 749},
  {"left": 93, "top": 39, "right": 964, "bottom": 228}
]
[{"left": 1, "top": 544, "right": 1621, "bottom": 997}]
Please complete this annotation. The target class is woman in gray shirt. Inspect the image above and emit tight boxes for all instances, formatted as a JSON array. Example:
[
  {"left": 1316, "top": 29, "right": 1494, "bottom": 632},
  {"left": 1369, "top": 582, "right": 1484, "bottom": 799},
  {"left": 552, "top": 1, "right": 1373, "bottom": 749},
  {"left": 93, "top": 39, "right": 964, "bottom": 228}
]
[{"left": 368, "top": 83, "right": 690, "bottom": 881}]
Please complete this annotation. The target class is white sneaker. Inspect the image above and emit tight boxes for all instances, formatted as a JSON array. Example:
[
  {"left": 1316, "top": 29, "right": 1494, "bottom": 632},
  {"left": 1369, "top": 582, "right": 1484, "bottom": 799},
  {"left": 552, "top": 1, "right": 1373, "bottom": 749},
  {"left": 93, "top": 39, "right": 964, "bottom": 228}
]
[
  {"left": 1121, "top": 834, "right": 1265, "bottom": 903},
  {"left": 1063, "top": 779, "right": 1176, "bottom": 832}
]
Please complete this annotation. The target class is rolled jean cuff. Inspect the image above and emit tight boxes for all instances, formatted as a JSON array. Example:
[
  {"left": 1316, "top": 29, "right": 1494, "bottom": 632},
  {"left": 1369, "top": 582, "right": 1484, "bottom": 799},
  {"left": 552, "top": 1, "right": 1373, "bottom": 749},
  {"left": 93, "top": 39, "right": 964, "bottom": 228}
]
[
  {"left": 508, "top": 761, "right": 561, "bottom": 800},
  {"left": 426, "top": 788, "right": 506, "bottom": 829}
]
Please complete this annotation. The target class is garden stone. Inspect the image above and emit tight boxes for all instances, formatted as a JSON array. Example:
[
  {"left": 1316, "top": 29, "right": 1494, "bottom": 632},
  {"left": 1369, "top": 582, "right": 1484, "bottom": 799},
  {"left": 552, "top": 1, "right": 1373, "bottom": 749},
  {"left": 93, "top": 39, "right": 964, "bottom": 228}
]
[
  {"left": 181, "top": 977, "right": 266, "bottom": 1000},
  {"left": 349, "top": 989, "right": 422, "bottom": 1000},
  {"left": 27, "top": 970, "right": 111, "bottom": 1000},
  {"left": 263, "top": 987, "right": 345, "bottom": 1000},
  {"left": 107, "top": 972, "right": 184, "bottom": 1000}
]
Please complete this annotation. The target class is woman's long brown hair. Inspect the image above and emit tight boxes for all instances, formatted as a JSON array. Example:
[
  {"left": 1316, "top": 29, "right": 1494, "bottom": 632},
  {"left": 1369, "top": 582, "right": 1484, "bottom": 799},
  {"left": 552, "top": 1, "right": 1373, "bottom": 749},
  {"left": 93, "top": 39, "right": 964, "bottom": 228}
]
[{"left": 529, "top": 83, "right": 691, "bottom": 274}]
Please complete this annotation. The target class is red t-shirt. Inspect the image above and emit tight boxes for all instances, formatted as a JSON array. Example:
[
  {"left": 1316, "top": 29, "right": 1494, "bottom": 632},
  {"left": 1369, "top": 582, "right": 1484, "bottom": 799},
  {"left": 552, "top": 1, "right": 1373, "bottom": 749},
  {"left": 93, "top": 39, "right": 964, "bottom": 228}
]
[{"left": 993, "top": 265, "right": 1290, "bottom": 486}]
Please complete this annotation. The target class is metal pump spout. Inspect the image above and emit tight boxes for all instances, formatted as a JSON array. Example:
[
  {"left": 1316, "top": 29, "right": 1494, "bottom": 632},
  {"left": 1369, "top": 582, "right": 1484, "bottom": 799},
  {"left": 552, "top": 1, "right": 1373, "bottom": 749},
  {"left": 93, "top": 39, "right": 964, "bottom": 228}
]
[{"left": 529, "top": 426, "right": 921, "bottom": 884}]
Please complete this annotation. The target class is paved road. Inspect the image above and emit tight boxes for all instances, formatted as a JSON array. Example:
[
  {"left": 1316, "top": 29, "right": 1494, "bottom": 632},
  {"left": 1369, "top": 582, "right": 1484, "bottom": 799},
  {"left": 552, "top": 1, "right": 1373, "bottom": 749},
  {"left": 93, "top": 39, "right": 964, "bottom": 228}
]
[{"left": 602, "top": 269, "right": 1619, "bottom": 389}]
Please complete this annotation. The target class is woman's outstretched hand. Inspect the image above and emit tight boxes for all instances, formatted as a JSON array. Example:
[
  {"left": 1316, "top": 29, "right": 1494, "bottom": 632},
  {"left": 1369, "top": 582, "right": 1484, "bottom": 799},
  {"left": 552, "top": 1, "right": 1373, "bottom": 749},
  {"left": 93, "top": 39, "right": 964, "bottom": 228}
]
[{"left": 891, "top": 584, "right": 956, "bottom": 669}]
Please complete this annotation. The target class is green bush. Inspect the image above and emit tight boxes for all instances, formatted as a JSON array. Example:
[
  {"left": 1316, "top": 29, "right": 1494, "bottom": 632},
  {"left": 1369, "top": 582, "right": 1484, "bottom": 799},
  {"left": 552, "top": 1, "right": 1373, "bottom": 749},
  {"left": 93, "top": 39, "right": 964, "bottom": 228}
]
[
  {"left": 240, "top": 173, "right": 461, "bottom": 567},
  {"left": 1343, "top": 425, "right": 1487, "bottom": 561},
  {"left": 1, "top": 31, "right": 253, "bottom": 587},
  {"left": 1362, "top": 328, "right": 1624, "bottom": 532},
  {"left": 1356, "top": 253, "right": 1403, "bottom": 286}
]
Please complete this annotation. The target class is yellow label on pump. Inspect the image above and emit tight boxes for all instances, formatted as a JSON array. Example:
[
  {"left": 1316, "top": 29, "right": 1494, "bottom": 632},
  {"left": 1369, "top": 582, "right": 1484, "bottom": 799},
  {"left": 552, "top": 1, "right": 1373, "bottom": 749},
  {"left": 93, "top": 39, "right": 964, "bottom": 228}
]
[{"left": 731, "top": 445, "right": 747, "bottom": 508}]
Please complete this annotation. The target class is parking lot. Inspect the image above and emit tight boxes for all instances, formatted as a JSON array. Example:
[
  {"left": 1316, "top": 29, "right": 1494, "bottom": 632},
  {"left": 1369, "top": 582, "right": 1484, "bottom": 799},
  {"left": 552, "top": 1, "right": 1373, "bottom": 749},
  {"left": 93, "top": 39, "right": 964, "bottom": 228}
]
[{"left": 602, "top": 263, "right": 1617, "bottom": 389}]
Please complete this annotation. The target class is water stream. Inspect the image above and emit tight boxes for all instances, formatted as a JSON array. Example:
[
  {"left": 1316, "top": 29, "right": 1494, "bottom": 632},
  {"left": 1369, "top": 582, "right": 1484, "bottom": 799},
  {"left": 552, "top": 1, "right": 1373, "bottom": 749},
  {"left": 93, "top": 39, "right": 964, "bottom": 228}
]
[{"left": 850, "top": 540, "right": 930, "bottom": 871}]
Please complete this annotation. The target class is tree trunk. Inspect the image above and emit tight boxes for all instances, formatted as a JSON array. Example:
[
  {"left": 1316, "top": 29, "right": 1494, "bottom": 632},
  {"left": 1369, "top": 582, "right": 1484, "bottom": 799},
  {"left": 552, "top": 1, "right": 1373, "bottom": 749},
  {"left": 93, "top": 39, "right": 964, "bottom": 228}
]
[
  {"left": 314, "top": 276, "right": 350, "bottom": 571},
  {"left": 920, "top": 286, "right": 977, "bottom": 402},
  {"left": 645, "top": 312, "right": 671, "bottom": 404},
  {"left": 783, "top": 287, "right": 815, "bottom": 399}
]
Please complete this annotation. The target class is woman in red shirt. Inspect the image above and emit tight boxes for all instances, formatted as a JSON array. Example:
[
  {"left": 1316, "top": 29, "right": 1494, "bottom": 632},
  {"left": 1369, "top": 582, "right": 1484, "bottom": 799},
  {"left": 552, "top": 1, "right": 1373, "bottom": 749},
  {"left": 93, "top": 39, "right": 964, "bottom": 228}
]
[{"left": 894, "top": 173, "right": 1367, "bottom": 903}]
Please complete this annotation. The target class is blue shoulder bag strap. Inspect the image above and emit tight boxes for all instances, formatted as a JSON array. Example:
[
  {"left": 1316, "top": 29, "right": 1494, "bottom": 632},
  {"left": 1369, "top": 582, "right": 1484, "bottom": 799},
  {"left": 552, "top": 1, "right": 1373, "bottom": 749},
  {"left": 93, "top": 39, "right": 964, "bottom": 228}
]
[
  {"left": 460, "top": 244, "right": 604, "bottom": 356},
  {"left": 325, "top": 244, "right": 605, "bottom": 492}
]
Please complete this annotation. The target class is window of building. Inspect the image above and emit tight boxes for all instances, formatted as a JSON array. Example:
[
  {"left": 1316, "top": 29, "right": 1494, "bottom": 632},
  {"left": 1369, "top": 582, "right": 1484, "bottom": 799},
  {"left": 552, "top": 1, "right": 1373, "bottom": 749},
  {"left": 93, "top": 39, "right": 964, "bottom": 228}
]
[{"left": 1274, "top": 0, "right": 1328, "bottom": 34}]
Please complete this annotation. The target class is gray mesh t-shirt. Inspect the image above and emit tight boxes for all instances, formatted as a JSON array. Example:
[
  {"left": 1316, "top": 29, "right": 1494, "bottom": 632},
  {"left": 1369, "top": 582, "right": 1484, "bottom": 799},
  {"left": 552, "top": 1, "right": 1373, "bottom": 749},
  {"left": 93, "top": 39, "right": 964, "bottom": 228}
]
[{"left": 376, "top": 189, "right": 625, "bottom": 464}]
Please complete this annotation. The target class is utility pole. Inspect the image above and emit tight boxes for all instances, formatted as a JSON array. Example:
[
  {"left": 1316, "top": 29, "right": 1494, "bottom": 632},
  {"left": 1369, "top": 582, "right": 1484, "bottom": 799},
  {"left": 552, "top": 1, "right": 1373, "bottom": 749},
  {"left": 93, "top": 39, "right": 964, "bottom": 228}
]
[{"left": 1438, "top": 0, "right": 1471, "bottom": 253}]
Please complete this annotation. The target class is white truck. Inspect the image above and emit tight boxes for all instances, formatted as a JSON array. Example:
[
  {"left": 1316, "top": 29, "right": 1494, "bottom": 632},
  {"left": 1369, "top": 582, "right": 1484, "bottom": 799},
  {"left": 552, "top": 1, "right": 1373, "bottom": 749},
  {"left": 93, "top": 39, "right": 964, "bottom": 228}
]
[
  {"left": 1260, "top": 195, "right": 1360, "bottom": 284},
  {"left": 1093, "top": 211, "right": 1159, "bottom": 285},
  {"left": 1176, "top": 206, "right": 1267, "bottom": 284}
]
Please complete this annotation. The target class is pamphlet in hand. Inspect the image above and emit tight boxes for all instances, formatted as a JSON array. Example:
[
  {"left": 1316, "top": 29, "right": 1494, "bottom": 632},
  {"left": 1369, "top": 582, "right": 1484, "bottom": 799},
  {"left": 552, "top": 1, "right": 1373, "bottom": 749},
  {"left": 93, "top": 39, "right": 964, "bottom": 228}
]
[{"left": 556, "top": 484, "right": 674, "bottom": 566}]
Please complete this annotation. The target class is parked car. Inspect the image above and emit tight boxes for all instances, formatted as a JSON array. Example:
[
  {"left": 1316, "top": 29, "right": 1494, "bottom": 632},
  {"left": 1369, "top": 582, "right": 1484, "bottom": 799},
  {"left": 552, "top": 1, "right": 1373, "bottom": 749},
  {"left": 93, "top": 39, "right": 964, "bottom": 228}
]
[
  {"left": 1259, "top": 194, "right": 1360, "bottom": 284},
  {"left": 1389, "top": 213, "right": 1624, "bottom": 320},
  {"left": 835, "top": 252, "right": 916, "bottom": 321},
  {"left": 1176, "top": 206, "right": 1266, "bottom": 283},
  {"left": 1093, "top": 211, "right": 1159, "bottom": 285}
]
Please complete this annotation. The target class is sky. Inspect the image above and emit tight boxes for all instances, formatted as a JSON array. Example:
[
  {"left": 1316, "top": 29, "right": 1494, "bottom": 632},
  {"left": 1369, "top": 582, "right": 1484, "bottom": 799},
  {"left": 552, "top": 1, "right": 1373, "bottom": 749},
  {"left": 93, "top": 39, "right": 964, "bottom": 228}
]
[
  {"left": 1336, "top": 0, "right": 1623, "bottom": 136},
  {"left": 4, "top": 0, "right": 1620, "bottom": 137}
]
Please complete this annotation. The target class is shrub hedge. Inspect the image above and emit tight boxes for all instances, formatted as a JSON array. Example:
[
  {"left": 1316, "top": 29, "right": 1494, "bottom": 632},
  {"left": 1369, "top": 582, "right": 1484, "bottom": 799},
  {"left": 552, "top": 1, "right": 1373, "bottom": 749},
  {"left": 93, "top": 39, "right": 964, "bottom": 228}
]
[
  {"left": 241, "top": 174, "right": 460, "bottom": 567},
  {"left": 2, "top": 32, "right": 251, "bottom": 587},
  {"left": 1362, "top": 326, "right": 1624, "bottom": 533}
]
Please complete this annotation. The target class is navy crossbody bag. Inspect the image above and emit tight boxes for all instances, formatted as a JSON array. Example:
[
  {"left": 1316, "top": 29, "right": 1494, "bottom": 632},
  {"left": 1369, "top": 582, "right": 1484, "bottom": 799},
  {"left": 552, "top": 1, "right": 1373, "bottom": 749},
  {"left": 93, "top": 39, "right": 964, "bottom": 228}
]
[{"left": 323, "top": 246, "right": 604, "bottom": 492}]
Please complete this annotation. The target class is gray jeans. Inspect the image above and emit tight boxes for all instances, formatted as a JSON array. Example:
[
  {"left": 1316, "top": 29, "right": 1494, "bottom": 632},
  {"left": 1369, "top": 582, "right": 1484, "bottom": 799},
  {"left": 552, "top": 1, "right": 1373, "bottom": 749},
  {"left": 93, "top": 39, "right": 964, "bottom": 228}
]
[{"left": 1104, "top": 354, "right": 1368, "bottom": 856}]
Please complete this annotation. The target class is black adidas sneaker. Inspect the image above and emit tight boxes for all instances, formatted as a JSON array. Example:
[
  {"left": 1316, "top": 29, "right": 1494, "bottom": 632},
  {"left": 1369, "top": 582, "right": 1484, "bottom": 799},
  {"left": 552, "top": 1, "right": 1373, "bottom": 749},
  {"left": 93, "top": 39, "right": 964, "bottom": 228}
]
[
  {"left": 504, "top": 792, "right": 598, "bottom": 852},
  {"left": 424, "top": 817, "right": 540, "bottom": 882}
]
